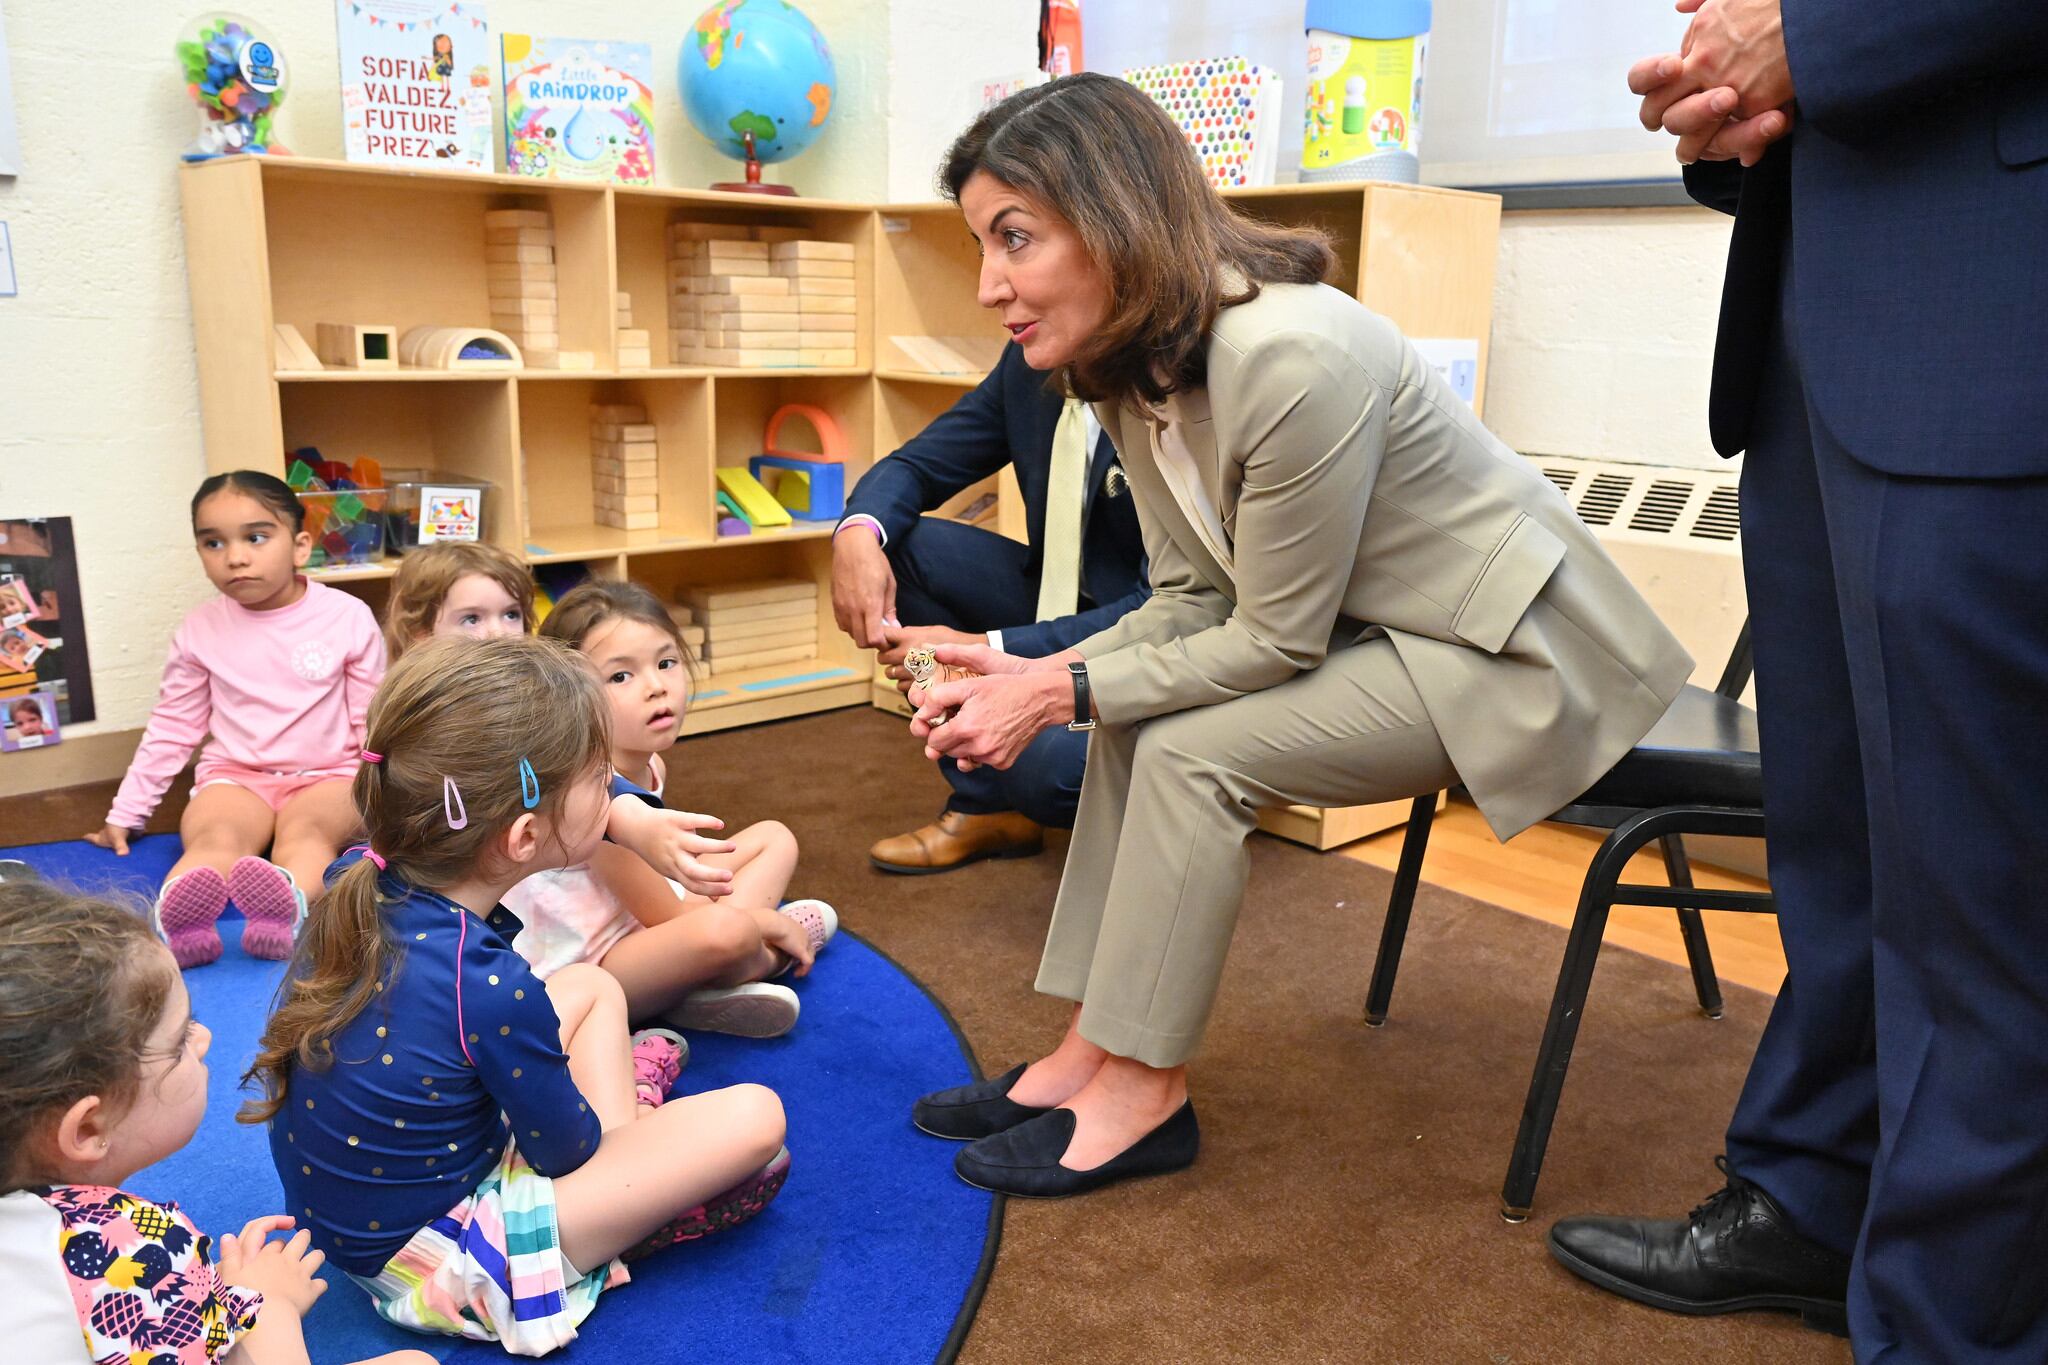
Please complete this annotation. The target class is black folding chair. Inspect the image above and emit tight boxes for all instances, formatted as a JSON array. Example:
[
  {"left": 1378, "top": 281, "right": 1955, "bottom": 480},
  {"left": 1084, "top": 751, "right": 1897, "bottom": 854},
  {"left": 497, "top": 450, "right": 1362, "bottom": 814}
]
[{"left": 1363, "top": 622, "right": 1771, "bottom": 1221}]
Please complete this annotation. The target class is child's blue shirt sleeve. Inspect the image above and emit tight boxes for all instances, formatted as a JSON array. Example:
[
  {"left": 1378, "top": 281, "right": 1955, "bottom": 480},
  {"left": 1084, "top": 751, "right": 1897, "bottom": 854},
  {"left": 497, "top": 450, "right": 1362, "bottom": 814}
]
[{"left": 460, "top": 921, "right": 603, "bottom": 1176}]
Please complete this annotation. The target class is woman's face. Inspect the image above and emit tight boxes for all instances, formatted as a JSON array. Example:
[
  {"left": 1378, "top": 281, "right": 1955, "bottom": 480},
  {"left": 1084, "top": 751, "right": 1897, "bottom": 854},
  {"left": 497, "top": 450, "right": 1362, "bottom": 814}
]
[{"left": 959, "top": 170, "right": 1110, "bottom": 372}]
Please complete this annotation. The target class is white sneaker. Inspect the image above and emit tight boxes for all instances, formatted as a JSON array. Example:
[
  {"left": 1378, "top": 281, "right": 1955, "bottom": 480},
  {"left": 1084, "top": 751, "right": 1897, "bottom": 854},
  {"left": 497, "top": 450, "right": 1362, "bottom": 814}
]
[{"left": 670, "top": 982, "right": 800, "bottom": 1038}]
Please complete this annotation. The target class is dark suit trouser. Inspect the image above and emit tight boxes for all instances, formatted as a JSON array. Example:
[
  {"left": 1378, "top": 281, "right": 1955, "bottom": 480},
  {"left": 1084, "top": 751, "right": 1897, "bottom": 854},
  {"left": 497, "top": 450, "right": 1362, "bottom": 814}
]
[
  {"left": 1727, "top": 239, "right": 2048, "bottom": 1361},
  {"left": 886, "top": 515, "right": 1088, "bottom": 829}
]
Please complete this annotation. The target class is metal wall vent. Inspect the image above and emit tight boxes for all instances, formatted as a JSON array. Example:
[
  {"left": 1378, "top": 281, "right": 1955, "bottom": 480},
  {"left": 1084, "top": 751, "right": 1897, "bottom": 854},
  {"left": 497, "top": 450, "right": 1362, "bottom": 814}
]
[
  {"left": 1693, "top": 485, "right": 1741, "bottom": 541},
  {"left": 1629, "top": 479, "right": 1693, "bottom": 533},
  {"left": 1524, "top": 454, "right": 1743, "bottom": 545},
  {"left": 1578, "top": 473, "right": 1632, "bottom": 526}
]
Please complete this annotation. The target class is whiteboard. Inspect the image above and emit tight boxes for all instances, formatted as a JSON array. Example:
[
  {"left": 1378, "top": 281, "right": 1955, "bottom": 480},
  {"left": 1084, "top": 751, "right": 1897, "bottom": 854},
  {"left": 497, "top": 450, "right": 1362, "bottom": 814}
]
[{"left": 1421, "top": 0, "right": 1688, "bottom": 187}]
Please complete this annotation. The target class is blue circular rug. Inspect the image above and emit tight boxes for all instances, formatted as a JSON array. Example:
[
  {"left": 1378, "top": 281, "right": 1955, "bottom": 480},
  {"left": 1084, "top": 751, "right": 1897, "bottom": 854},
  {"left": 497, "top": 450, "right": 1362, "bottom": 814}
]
[{"left": 2, "top": 836, "right": 1000, "bottom": 1363}]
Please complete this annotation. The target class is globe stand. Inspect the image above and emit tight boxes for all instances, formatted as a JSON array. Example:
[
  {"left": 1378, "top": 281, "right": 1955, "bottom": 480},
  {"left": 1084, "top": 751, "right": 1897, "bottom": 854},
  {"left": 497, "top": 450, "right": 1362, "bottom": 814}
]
[{"left": 711, "top": 132, "right": 798, "bottom": 197}]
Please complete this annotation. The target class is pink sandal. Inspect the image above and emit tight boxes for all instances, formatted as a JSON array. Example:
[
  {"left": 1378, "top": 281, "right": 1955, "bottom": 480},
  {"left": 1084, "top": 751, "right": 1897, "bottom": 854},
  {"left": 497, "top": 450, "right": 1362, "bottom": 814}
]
[
  {"left": 622, "top": 1146, "right": 792, "bottom": 1262},
  {"left": 152, "top": 868, "right": 229, "bottom": 969},
  {"left": 631, "top": 1028, "right": 688, "bottom": 1108},
  {"left": 229, "top": 857, "right": 305, "bottom": 961}
]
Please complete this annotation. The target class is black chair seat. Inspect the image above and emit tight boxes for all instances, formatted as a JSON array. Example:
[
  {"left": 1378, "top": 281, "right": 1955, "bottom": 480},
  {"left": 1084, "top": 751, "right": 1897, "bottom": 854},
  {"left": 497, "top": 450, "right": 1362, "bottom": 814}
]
[{"left": 1573, "top": 684, "right": 1760, "bottom": 811}]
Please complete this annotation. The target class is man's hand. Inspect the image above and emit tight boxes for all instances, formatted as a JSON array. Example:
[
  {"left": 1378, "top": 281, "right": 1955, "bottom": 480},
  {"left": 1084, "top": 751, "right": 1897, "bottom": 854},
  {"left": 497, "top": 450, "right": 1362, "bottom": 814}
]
[
  {"left": 1677, "top": 0, "right": 1792, "bottom": 119},
  {"left": 217, "top": 1217, "right": 327, "bottom": 1318},
  {"left": 85, "top": 823, "right": 133, "bottom": 856},
  {"left": 878, "top": 624, "right": 989, "bottom": 692},
  {"left": 1628, "top": 1, "right": 1795, "bottom": 166},
  {"left": 607, "top": 795, "right": 736, "bottom": 899},
  {"left": 830, "top": 525, "right": 898, "bottom": 649},
  {"left": 912, "top": 668, "right": 1068, "bottom": 773}
]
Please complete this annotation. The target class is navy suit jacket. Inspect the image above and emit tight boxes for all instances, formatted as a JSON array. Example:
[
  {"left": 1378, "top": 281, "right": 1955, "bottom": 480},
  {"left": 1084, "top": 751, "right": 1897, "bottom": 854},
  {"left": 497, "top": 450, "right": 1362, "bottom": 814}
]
[
  {"left": 1683, "top": 0, "right": 2048, "bottom": 475},
  {"left": 845, "top": 342, "right": 1148, "bottom": 657}
]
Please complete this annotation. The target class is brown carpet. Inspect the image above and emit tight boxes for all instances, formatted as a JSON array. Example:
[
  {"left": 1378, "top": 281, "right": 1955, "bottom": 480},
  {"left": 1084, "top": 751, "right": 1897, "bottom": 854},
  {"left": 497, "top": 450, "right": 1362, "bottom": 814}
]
[{"left": 6, "top": 710, "right": 1849, "bottom": 1365}]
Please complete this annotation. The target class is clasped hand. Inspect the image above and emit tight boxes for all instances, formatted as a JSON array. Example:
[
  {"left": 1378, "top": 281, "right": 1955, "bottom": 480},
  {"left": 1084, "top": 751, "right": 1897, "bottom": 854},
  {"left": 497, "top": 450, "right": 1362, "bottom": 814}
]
[
  {"left": 1629, "top": 0, "right": 1795, "bottom": 166},
  {"left": 907, "top": 644, "right": 1062, "bottom": 773}
]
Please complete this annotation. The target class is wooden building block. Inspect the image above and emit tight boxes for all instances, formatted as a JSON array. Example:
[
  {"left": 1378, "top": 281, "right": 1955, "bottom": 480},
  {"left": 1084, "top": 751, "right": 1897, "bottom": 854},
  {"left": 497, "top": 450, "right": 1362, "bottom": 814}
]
[
  {"left": 682, "top": 578, "right": 815, "bottom": 610},
  {"left": 697, "top": 293, "right": 805, "bottom": 315},
  {"left": 702, "top": 239, "right": 770, "bottom": 260},
  {"left": 771, "top": 257, "right": 854, "bottom": 279},
  {"left": 749, "top": 224, "right": 806, "bottom": 243},
  {"left": 618, "top": 348, "right": 653, "bottom": 368},
  {"left": 618, "top": 328, "right": 651, "bottom": 348},
  {"left": 797, "top": 293, "right": 857, "bottom": 315},
  {"left": 799, "top": 332, "right": 857, "bottom": 349},
  {"left": 678, "top": 347, "right": 802, "bottom": 367},
  {"left": 591, "top": 422, "right": 658, "bottom": 443},
  {"left": 315, "top": 322, "right": 398, "bottom": 369},
  {"left": 706, "top": 643, "right": 816, "bottom": 675},
  {"left": 680, "top": 273, "right": 792, "bottom": 297},
  {"left": 485, "top": 244, "right": 554, "bottom": 265},
  {"left": 797, "top": 312, "right": 856, "bottom": 332},
  {"left": 590, "top": 404, "right": 649, "bottom": 423},
  {"left": 486, "top": 261, "right": 557, "bottom": 283},
  {"left": 681, "top": 257, "right": 772, "bottom": 278},
  {"left": 273, "top": 323, "right": 323, "bottom": 371},
  {"left": 491, "top": 297, "right": 558, "bottom": 318},
  {"left": 704, "top": 329, "right": 801, "bottom": 350},
  {"left": 668, "top": 221, "right": 752, "bottom": 241},
  {"left": 708, "top": 311, "right": 800, "bottom": 333},
  {"left": 526, "top": 349, "right": 597, "bottom": 371},
  {"left": 702, "top": 611, "right": 820, "bottom": 643},
  {"left": 485, "top": 226, "right": 555, "bottom": 246},
  {"left": 615, "top": 291, "right": 633, "bottom": 311},
  {"left": 790, "top": 276, "right": 857, "bottom": 296},
  {"left": 769, "top": 239, "right": 855, "bottom": 261},
  {"left": 488, "top": 280, "right": 560, "bottom": 303},
  {"left": 484, "top": 209, "right": 552, "bottom": 230},
  {"left": 702, "top": 627, "right": 817, "bottom": 658}
]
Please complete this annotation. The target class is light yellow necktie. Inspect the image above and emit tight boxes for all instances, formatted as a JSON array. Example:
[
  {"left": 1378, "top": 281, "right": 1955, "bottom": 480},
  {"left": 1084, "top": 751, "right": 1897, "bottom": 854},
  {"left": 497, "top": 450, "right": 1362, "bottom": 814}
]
[{"left": 1035, "top": 399, "right": 1088, "bottom": 621}]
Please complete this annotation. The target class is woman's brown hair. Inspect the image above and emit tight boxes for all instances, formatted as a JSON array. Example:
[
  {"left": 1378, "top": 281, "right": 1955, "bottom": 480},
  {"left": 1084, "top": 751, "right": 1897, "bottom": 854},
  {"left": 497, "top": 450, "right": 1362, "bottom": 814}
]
[
  {"left": 940, "top": 72, "right": 1335, "bottom": 408},
  {"left": 383, "top": 542, "right": 537, "bottom": 658},
  {"left": 539, "top": 579, "right": 698, "bottom": 684},
  {"left": 240, "top": 634, "right": 609, "bottom": 1123},
  {"left": 0, "top": 881, "right": 175, "bottom": 1189}
]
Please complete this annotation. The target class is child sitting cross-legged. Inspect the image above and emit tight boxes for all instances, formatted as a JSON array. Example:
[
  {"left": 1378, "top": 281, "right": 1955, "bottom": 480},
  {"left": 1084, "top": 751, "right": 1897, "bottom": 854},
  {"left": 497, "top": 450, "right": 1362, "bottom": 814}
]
[
  {"left": 0, "top": 878, "right": 433, "bottom": 1365},
  {"left": 507, "top": 581, "right": 838, "bottom": 1038},
  {"left": 242, "top": 636, "right": 790, "bottom": 1356}
]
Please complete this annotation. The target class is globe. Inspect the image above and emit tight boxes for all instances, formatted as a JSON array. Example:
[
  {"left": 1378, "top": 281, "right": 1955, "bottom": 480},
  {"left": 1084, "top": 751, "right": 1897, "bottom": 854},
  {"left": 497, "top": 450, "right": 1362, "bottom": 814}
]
[{"left": 679, "top": 0, "right": 837, "bottom": 170}]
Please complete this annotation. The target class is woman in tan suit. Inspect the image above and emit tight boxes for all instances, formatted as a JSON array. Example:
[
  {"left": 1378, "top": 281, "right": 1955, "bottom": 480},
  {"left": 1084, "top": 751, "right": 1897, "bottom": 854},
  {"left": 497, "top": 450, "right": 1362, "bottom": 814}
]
[{"left": 907, "top": 74, "right": 1693, "bottom": 1198}]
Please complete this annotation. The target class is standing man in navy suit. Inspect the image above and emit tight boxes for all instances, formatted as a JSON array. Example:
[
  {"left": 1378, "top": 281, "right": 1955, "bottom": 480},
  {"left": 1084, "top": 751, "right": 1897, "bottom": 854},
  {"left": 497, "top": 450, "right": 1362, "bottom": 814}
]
[
  {"left": 832, "top": 342, "right": 1147, "bottom": 874},
  {"left": 1550, "top": 1, "right": 2048, "bottom": 1358}
]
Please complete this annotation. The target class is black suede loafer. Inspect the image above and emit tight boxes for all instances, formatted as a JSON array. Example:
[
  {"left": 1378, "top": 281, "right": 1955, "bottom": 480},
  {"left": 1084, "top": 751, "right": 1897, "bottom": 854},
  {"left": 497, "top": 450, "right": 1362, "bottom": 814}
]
[
  {"left": 1548, "top": 1158, "right": 1850, "bottom": 1337},
  {"left": 912, "top": 1064, "right": 1052, "bottom": 1141},
  {"left": 953, "top": 1101, "right": 1199, "bottom": 1198}
]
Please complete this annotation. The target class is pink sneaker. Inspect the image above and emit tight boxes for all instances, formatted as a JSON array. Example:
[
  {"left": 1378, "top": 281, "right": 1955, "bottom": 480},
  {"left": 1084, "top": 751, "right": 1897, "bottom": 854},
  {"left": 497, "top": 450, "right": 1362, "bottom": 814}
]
[
  {"left": 630, "top": 1027, "right": 688, "bottom": 1108},
  {"left": 229, "top": 857, "right": 305, "bottom": 961},
  {"left": 622, "top": 1146, "right": 791, "bottom": 1262},
  {"left": 772, "top": 898, "right": 838, "bottom": 978},
  {"left": 152, "top": 868, "right": 229, "bottom": 969}
]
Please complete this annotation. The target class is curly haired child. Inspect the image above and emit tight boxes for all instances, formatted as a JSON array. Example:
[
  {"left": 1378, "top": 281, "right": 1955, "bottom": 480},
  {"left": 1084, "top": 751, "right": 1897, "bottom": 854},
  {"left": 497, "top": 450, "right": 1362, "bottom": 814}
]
[
  {"left": 88, "top": 471, "right": 386, "bottom": 969},
  {"left": 244, "top": 636, "right": 789, "bottom": 1355},
  {"left": 0, "top": 879, "right": 432, "bottom": 1365}
]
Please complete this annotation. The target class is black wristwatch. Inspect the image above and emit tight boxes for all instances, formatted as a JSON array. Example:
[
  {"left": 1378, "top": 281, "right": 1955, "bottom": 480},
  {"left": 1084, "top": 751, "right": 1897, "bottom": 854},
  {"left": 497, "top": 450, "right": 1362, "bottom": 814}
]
[{"left": 1066, "top": 661, "right": 1096, "bottom": 732}]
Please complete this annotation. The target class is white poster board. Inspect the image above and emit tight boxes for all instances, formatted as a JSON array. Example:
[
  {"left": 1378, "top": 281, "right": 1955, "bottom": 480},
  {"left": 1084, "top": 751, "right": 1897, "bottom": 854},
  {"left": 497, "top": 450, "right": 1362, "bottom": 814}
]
[{"left": 0, "top": 5, "right": 22, "bottom": 176}]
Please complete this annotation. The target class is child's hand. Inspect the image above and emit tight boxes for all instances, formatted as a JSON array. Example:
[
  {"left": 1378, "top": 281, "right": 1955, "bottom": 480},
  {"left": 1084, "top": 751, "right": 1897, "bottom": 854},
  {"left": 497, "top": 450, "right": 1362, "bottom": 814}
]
[
  {"left": 609, "top": 797, "right": 738, "bottom": 899},
  {"left": 85, "top": 823, "right": 134, "bottom": 856},
  {"left": 758, "top": 910, "right": 817, "bottom": 977},
  {"left": 217, "top": 1216, "right": 327, "bottom": 1318}
]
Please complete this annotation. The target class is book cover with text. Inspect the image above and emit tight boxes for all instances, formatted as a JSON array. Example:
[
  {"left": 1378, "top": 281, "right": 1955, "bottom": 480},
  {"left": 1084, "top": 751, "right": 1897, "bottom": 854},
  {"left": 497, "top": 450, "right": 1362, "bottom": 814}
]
[
  {"left": 501, "top": 35, "right": 654, "bottom": 183},
  {"left": 336, "top": 0, "right": 493, "bottom": 172}
]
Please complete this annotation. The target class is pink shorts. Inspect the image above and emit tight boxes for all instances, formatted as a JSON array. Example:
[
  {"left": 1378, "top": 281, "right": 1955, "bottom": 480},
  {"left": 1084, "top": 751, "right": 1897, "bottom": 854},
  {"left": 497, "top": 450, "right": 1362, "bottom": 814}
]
[{"left": 192, "top": 760, "right": 357, "bottom": 813}]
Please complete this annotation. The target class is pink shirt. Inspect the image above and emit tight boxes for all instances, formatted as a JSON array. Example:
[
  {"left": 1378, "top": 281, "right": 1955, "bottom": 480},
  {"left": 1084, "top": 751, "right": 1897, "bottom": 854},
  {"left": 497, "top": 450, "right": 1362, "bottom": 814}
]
[{"left": 107, "top": 579, "right": 386, "bottom": 829}]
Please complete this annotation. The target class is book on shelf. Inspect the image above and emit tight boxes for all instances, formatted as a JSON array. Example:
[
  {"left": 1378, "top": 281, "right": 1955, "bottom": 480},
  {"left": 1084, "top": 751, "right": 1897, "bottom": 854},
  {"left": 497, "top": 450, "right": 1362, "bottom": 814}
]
[
  {"left": 501, "top": 35, "right": 655, "bottom": 183},
  {"left": 336, "top": 0, "right": 494, "bottom": 173},
  {"left": 1122, "top": 56, "right": 1283, "bottom": 189}
]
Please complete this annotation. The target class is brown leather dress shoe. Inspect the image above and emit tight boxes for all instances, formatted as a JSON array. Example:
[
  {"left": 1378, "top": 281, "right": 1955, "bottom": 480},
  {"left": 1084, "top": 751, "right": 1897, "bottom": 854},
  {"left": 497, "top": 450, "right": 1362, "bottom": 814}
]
[{"left": 869, "top": 809, "right": 1045, "bottom": 875}]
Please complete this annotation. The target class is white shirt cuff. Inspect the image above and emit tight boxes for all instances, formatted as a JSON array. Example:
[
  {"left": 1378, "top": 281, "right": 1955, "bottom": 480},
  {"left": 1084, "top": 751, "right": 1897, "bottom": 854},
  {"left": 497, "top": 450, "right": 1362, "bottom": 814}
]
[
  {"left": 834, "top": 513, "right": 887, "bottom": 548},
  {"left": 985, "top": 629, "right": 1006, "bottom": 653}
]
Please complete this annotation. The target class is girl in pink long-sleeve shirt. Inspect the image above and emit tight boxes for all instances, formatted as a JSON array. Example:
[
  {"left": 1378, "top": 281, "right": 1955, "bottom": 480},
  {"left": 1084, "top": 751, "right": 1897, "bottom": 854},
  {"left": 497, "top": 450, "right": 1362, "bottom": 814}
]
[{"left": 87, "top": 472, "right": 385, "bottom": 968}]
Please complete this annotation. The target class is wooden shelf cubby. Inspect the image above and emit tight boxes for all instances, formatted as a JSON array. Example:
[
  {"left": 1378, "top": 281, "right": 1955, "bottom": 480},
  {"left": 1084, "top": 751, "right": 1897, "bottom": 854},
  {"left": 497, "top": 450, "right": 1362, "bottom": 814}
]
[{"left": 178, "top": 156, "right": 1500, "bottom": 760}]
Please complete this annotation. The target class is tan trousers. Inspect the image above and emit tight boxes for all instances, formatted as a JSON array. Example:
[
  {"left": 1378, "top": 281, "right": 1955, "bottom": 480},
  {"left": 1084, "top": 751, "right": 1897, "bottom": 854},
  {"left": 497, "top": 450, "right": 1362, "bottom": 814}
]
[{"left": 1036, "top": 638, "right": 1458, "bottom": 1067}]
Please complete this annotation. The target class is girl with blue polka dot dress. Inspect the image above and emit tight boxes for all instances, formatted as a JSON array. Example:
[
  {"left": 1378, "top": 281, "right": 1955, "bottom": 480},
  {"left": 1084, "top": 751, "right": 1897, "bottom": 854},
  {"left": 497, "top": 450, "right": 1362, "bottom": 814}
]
[{"left": 243, "top": 636, "right": 790, "bottom": 1355}]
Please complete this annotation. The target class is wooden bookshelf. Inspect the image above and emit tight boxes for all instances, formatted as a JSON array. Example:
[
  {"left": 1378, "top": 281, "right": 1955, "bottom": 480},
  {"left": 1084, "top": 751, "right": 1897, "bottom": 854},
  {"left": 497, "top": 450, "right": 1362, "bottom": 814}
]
[{"left": 176, "top": 157, "right": 1501, "bottom": 783}]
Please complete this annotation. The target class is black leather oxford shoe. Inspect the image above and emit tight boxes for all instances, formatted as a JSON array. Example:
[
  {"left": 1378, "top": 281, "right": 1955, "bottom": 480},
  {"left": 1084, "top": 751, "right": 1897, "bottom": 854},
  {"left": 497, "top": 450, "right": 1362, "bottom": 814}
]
[
  {"left": 953, "top": 1101, "right": 1199, "bottom": 1198},
  {"left": 912, "top": 1064, "right": 1052, "bottom": 1141},
  {"left": 1548, "top": 1158, "right": 1850, "bottom": 1337}
]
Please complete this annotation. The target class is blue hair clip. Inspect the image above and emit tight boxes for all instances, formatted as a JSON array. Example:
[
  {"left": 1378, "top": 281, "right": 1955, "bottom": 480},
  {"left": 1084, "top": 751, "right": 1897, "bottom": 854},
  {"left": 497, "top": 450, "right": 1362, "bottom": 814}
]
[{"left": 518, "top": 757, "right": 540, "bottom": 809}]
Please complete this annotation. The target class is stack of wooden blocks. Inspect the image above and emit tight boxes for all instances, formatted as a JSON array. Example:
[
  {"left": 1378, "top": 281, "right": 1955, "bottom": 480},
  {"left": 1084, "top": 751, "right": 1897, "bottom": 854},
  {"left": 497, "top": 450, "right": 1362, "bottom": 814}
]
[
  {"left": 661, "top": 604, "right": 708, "bottom": 658},
  {"left": 616, "top": 291, "right": 652, "bottom": 369},
  {"left": 590, "top": 403, "right": 659, "bottom": 532},
  {"left": 667, "top": 221, "right": 860, "bottom": 368},
  {"left": 485, "top": 209, "right": 563, "bottom": 366},
  {"left": 677, "top": 578, "right": 819, "bottom": 676}
]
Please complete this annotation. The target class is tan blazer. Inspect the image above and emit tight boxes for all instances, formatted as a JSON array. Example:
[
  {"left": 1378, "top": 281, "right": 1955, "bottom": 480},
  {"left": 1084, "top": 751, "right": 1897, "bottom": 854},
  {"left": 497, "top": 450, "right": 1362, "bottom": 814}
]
[{"left": 1076, "top": 282, "right": 1693, "bottom": 839}]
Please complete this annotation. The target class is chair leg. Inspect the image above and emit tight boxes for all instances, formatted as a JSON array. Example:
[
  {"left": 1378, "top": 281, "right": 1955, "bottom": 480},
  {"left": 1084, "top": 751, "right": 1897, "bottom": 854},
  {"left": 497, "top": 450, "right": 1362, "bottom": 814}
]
[
  {"left": 1499, "top": 823, "right": 1644, "bottom": 1222},
  {"left": 1364, "top": 794, "right": 1439, "bottom": 1027},
  {"left": 1660, "top": 834, "right": 1725, "bottom": 1020}
]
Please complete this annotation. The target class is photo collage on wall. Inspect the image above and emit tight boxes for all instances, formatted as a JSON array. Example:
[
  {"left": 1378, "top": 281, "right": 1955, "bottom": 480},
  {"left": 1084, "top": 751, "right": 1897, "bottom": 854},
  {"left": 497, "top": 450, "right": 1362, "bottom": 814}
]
[{"left": 0, "top": 518, "right": 93, "bottom": 752}]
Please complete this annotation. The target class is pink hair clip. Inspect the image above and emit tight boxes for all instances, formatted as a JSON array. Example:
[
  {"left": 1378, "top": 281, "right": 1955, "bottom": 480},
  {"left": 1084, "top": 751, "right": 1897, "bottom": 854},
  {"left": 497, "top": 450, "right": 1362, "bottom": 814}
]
[
  {"left": 443, "top": 776, "right": 468, "bottom": 831},
  {"left": 347, "top": 844, "right": 387, "bottom": 870}
]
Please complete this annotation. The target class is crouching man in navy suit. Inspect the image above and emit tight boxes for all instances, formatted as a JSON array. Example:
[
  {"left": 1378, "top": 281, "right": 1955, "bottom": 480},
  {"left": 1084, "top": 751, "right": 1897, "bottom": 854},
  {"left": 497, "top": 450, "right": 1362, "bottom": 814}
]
[{"left": 832, "top": 342, "right": 1148, "bottom": 874}]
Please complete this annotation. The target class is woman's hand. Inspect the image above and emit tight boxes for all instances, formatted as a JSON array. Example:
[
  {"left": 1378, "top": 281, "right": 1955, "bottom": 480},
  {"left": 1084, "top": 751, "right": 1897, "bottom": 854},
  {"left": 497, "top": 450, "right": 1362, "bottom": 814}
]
[
  {"left": 913, "top": 667, "right": 1070, "bottom": 772},
  {"left": 217, "top": 1217, "right": 327, "bottom": 1317},
  {"left": 86, "top": 823, "right": 135, "bottom": 855}
]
